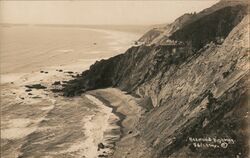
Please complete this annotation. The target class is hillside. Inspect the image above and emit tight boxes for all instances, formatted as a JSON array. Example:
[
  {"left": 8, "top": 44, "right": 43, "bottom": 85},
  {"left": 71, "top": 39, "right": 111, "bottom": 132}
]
[
  {"left": 138, "top": 0, "right": 249, "bottom": 46},
  {"left": 60, "top": 1, "right": 250, "bottom": 157}
]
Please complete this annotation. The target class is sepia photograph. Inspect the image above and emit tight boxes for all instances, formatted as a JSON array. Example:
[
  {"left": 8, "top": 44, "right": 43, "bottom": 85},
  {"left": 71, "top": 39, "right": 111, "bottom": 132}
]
[{"left": 0, "top": 0, "right": 249, "bottom": 157}]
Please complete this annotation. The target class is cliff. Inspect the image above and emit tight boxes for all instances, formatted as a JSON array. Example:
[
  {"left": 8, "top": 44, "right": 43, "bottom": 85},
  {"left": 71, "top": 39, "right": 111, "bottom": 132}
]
[{"left": 61, "top": 1, "right": 250, "bottom": 157}]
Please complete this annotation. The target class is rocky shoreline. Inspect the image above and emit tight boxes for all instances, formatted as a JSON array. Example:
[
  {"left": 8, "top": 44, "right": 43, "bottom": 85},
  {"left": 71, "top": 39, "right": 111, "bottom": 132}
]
[{"left": 1, "top": 68, "right": 144, "bottom": 158}]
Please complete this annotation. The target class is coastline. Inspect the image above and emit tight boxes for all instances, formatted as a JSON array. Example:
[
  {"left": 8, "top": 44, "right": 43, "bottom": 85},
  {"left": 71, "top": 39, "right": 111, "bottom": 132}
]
[
  {"left": 82, "top": 94, "right": 121, "bottom": 157},
  {"left": 87, "top": 88, "right": 146, "bottom": 155},
  {"left": 1, "top": 1, "right": 248, "bottom": 157},
  {"left": 89, "top": 93, "right": 127, "bottom": 135}
]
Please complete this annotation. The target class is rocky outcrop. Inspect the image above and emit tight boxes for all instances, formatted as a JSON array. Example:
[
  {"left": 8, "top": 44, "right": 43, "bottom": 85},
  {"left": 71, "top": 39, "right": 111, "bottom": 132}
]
[
  {"left": 61, "top": 1, "right": 249, "bottom": 157},
  {"left": 25, "top": 84, "right": 47, "bottom": 89}
]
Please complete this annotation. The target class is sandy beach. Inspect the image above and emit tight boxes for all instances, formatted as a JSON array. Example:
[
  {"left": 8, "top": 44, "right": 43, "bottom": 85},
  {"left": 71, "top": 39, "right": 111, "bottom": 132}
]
[{"left": 0, "top": 26, "right": 143, "bottom": 158}]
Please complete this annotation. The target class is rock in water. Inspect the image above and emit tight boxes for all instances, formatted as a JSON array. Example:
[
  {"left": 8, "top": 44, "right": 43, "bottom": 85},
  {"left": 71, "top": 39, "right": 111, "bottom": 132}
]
[
  {"left": 98, "top": 143, "right": 105, "bottom": 150},
  {"left": 25, "top": 84, "right": 47, "bottom": 89},
  {"left": 52, "top": 81, "right": 61, "bottom": 85}
]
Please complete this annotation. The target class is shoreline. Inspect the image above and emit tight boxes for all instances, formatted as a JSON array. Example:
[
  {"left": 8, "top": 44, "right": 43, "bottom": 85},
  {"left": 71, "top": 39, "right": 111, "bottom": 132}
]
[
  {"left": 87, "top": 88, "right": 146, "bottom": 156},
  {"left": 83, "top": 94, "right": 121, "bottom": 157},
  {"left": 88, "top": 93, "right": 127, "bottom": 136}
]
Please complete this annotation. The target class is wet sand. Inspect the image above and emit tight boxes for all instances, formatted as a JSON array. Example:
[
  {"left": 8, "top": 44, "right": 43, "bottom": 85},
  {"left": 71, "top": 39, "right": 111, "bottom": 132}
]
[{"left": 88, "top": 88, "right": 147, "bottom": 158}]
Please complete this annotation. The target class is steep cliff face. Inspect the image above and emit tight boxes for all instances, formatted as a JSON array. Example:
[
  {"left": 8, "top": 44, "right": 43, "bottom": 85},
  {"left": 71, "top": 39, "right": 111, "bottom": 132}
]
[
  {"left": 133, "top": 14, "right": 249, "bottom": 158},
  {"left": 61, "top": 1, "right": 249, "bottom": 157},
  {"left": 62, "top": 44, "right": 193, "bottom": 97}
]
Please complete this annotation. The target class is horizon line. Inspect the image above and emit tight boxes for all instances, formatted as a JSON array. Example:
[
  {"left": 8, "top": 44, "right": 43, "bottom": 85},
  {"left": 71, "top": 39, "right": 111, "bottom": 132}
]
[{"left": 0, "top": 23, "right": 165, "bottom": 27}]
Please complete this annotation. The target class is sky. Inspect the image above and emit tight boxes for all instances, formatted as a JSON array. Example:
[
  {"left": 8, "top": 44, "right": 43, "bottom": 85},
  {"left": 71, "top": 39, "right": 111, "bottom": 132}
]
[{"left": 0, "top": 0, "right": 219, "bottom": 25}]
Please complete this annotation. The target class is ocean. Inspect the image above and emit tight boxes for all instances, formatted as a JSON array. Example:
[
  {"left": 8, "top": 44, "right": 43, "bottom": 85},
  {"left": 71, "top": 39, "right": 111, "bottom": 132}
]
[
  {"left": 0, "top": 25, "right": 141, "bottom": 158},
  {"left": 0, "top": 25, "right": 139, "bottom": 74}
]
